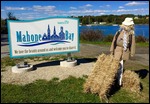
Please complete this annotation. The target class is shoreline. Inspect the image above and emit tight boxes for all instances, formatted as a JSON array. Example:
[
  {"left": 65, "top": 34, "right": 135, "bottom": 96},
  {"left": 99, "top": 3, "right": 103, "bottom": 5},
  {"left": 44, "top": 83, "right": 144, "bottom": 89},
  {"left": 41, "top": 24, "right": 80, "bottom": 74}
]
[{"left": 81, "top": 24, "right": 149, "bottom": 26}]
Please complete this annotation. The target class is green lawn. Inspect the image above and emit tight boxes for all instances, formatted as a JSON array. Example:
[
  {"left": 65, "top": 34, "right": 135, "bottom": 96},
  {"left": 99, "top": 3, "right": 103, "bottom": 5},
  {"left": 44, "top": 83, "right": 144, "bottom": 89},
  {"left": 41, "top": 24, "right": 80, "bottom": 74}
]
[
  {"left": 80, "top": 40, "right": 149, "bottom": 47},
  {"left": 1, "top": 76, "right": 101, "bottom": 103},
  {"left": 1, "top": 69, "right": 149, "bottom": 103}
]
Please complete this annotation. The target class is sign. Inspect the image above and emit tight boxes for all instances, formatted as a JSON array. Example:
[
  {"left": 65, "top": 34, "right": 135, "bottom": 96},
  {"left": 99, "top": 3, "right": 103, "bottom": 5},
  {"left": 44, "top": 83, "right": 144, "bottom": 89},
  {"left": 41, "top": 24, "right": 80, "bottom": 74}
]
[{"left": 7, "top": 17, "right": 79, "bottom": 58}]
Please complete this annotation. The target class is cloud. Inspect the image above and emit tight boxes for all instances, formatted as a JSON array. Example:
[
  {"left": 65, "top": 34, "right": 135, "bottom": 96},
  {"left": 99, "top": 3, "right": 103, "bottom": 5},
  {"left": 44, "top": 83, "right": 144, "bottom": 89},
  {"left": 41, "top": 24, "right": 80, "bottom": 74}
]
[
  {"left": 3, "top": 3, "right": 148, "bottom": 20},
  {"left": 25, "top": 16, "right": 35, "bottom": 19},
  {"left": 21, "top": 12, "right": 40, "bottom": 16},
  {"left": 70, "top": 7, "right": 77, "bottom": 10},
  {"left": 86, "top": 4, "right": 93, "bottom": 7},
  {"left": 99, "top": 5, "right": 111, "bottom": 8},
  {"left": 4, "top": 5, "right": 56, "bottom": 12},
  {"left": 48, "top": 10, "right": 65, "bottom": 14},
  {"left": 79, "top": 4, "right": 93, "bottom": 9},
  {"left": 115, "top": 8, "right": 149, "bottom": 14},
  {"left": 125, "top": 1, "right": 148, "bottom": 6},
  {"left": 116, "top": 9, "right": 130, "bottom": 12},
  {"left": 99, "top": 6, "right": 104, "bottom": 8},
  {"left": 5, "top": 6, "right": 31, "bottom": 10},
  {"left": 106, "top": 5, "right": 110, "bottom": 7},
  {"left": 84, "top": 9, "right": 93, "bottom": 13},
  {"left": 33, "top": 5, "right": 56, "bottom": 12},
  {"left": 67, "top": 9, "right": 110, "bottom": 16},
  {"left": 69, "top": 9, "right": 108, "bottom": 14},
  {"left": 15, "top": 12, "right": 45, "bottom": 20},
  {"left": 119, "top": 6, "right": 124, "bottom": 9},
  {"left": 93, "top": 10, "right": 109, "bottom": 13},
  {"left": 68, "top": 10, "right": 82, "bottom": 14},
  {"left": 1, "top": 9, "right": 5, "bottom": 12},
  {"left": 99, "top": 13, "right": 105, "bottom": 15}
]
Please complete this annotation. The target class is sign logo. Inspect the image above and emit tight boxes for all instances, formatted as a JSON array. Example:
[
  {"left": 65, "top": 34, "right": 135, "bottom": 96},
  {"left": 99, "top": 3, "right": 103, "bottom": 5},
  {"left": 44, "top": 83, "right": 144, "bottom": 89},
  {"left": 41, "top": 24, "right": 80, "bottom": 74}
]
[
  {"left": 16, "top": 25, "right": 74, "bottom": 47},
  {"left": 8, "top": 17, "right": 79, "bottom": 58}
]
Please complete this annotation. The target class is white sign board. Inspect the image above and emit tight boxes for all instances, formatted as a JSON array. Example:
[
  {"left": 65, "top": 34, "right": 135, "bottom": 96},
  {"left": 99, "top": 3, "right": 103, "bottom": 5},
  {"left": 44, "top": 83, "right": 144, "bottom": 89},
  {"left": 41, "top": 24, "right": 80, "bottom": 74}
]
[{"left": 7, "top": 17, "right": 79, "bottom": 58}]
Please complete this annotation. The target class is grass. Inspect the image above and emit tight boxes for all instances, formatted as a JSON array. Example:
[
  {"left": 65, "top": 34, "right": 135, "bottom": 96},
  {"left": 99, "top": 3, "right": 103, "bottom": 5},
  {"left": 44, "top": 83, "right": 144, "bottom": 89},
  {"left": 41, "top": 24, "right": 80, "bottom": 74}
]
[
  {"left": 136, "top": 42, "right": 149, "bottom": 47},
  {"left": 1, "top": 70, "right": 149, "bottom": 103},
  {"left": 1, "top": 62, "right": 149, "bottom": 103},
  {"left": 108, "top": 89, "right": 137, "bottom": 103},
  {"left": 1, "top": 55, "right": 67, "bottom": 69},
  {"left": 80, "top": 40, "right": 149, "bottom": 47},
  {"left": 2, "top": 56, "right": 148, "bottom": 103},
  {"left": 1, "top": 76, "right": 101, "bottom": 103},
  {"left": 1, "top": 56, "right": 24, "bottom": 68},
  {"left": 1, "top": 60, "right": 149, "bottom": 103},
  {"left": 80, "top": 40, "right": 112, "bottom": 46}
]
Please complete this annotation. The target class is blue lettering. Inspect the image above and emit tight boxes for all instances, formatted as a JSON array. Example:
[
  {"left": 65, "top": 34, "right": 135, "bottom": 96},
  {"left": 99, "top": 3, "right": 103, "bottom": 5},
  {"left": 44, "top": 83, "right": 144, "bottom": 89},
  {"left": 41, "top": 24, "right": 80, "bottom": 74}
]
[
  {"left": 71, "top": 33, "right": 74, "bottom": 41},
  {"left": 69, "top": 33, "right": 72, "bottom": 40},
  {"left": 35, "top": 34, "right": 38, "bottom": 42},
  {"left": 26, "top": 31, "right": 30, "bottom": 41},
  {"left": 22, "top": 35, "right": 26, "bottom": 42},
  {"left": 65, "top": 30, "right": 69, "bottom": 40},
  {"left": 16, "top": 31, "right": 22, "bottom": 42},
  {"left": 65, "top": 30, "right": 74, "bottom": 41},
  {"left": 31, "top": 34, "right": 34, "bottom": 42}
]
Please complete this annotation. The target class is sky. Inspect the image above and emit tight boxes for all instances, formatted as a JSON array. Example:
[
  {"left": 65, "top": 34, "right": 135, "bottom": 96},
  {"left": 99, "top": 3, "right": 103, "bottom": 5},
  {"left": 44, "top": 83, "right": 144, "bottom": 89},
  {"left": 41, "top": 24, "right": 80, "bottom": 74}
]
[{"left": 1, "top": 1, "right": 149, "bottom": 20}]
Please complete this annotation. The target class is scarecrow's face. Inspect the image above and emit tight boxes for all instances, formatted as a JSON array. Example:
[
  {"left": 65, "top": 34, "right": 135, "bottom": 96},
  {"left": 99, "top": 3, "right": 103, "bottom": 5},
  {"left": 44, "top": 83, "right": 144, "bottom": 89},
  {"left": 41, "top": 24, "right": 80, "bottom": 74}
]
[{"left": 120, "top": 24, "right": 134, "bottom": 31}]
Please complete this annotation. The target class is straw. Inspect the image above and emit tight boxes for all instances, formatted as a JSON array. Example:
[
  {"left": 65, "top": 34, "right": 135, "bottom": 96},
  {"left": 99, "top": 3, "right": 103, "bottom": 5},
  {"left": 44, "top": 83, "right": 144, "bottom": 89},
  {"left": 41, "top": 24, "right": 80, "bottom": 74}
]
[
  {"left": 122, "top": 70, "right": 141, "bottom": 93},
  {"left": 83, "top": 53, "right": 120, "bottom": 100}
]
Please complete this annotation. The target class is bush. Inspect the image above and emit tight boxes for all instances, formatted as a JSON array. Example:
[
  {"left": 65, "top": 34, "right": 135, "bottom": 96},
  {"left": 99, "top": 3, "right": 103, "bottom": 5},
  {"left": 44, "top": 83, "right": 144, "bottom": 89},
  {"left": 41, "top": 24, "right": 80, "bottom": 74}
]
[
  {"left": 1, "top": 27, "right": 8, "bottom": 34},
  {"left": 80, "top": 29, "right": 104, "bottom": 41},
  {"left": 103, "top": 34, "right": 114, "bottom": 42},
  {"left": 135, "top": 35, "right": 147, "bottom": 42}
]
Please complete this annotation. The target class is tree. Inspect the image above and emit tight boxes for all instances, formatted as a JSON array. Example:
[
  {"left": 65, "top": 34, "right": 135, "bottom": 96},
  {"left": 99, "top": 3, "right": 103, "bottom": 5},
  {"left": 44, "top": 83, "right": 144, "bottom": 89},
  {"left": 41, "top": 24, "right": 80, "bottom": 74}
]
[
  {"left": 1, "top": 12, "right": 18, "bottom": 34},
  {"left": 6, "top": 12, "right": 18, "bottom": 20},
  {"left": 82, "top": 17, "right": 89, "bottom": 25},
  {"left": 1, "top": 18, "right": 7, "bottom": 33}
]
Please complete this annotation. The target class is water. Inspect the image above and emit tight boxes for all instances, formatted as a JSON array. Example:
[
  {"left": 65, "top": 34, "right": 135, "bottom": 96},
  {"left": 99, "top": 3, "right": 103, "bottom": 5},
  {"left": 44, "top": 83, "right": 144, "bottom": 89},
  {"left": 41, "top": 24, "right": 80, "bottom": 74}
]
[{"left": 79, "top": 25, "right": 149, "bottom": 38}]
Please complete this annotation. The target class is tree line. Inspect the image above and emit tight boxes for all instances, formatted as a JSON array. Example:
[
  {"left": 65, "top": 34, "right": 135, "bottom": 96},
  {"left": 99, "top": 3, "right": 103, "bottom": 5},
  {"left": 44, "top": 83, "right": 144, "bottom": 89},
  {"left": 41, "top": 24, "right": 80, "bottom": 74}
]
[{"left": 77, "top": 14, "right": 149, "bottom": 25}]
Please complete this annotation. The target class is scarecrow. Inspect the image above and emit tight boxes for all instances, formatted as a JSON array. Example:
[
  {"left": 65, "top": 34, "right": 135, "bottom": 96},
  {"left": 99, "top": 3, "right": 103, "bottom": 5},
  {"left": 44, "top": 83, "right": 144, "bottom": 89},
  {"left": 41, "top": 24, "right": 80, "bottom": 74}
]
[{"left": 110, "top": 17, "right": 136, "bottom": 86}]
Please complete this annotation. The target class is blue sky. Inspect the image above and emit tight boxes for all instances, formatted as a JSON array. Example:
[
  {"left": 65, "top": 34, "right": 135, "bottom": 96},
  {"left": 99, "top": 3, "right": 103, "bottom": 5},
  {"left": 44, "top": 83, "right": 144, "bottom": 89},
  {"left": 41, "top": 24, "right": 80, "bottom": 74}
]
[{"left": 1, "top": 1, "right": 149, "bottom": 20}]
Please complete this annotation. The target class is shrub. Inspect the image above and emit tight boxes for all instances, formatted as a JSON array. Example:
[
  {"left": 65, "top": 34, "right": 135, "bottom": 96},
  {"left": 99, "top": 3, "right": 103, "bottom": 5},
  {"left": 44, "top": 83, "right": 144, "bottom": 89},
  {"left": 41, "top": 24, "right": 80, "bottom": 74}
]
[
  {"left": 135, "top": 35, "right": 147, "bottom": 42},
  {"left": 1, "top": 27, "right": 8, "bottom": 34},
  {"left": 80, "top": 29, "right": 104, "bottom": 41},
  {"left": 103, "top": 34, "right": 114, "bottom": 42}
]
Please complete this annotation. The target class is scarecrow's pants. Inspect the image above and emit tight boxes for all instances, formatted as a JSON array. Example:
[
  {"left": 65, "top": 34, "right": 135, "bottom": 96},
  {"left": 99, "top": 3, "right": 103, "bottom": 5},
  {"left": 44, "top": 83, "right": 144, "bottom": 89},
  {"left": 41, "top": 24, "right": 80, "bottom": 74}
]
[{"left": 117, "top": 60, "right": 123, "bottom": 86}]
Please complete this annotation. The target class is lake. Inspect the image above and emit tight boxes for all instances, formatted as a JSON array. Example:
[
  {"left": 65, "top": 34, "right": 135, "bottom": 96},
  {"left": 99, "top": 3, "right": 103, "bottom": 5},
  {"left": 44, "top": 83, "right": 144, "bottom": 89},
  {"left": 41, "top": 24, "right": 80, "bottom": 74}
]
[{"left": 79, "top": 25, "right": 149, "bottom": 38}]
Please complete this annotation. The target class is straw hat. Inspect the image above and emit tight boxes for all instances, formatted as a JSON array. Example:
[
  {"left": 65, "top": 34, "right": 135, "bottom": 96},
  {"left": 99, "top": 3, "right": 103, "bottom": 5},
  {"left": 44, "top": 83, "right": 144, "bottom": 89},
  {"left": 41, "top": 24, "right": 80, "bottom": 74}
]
[{"left": 122, "top": 17, "right": 134, "bottom": 26}]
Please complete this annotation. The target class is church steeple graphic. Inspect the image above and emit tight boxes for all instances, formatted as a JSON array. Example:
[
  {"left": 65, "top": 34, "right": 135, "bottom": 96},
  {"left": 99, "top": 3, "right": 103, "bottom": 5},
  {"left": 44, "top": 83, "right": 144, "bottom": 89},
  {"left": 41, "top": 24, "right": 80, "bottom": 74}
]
[
  {"left": 47, "top": 25, "right": 50, "bottom": 39},
  {"left": 53, "top": 26, "right": 56, "bottom": 35},
  {"left": 42, "top": 25, "right": 67, "bottom": 41},
  {"left": 51, "top": 26, "right": 59, "bottom": 40}
]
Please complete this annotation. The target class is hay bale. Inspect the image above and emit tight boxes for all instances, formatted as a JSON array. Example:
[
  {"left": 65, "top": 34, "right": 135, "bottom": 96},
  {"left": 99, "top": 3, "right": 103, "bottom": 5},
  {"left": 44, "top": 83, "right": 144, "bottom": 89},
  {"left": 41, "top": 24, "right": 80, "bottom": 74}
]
[
  {"left": 122, "top": 70, "right": 141, "bottom": 93},
  {"left": 83, "top": 53, "right": 120, "bottom": 100}
]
